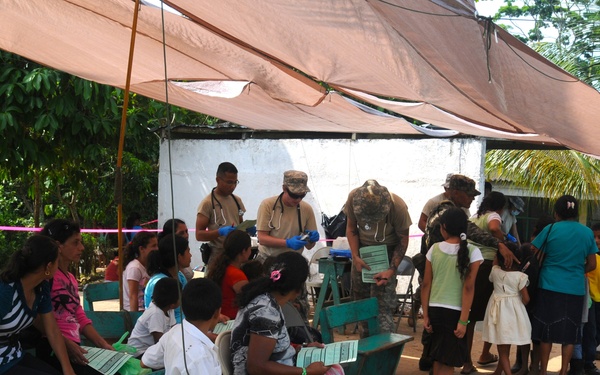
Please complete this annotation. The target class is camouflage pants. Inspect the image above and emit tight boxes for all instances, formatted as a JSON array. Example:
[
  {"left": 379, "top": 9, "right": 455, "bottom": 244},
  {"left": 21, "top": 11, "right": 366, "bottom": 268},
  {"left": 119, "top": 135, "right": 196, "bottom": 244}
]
[{"left": 351, "top": 265, "right": 398, "bottom": 337}]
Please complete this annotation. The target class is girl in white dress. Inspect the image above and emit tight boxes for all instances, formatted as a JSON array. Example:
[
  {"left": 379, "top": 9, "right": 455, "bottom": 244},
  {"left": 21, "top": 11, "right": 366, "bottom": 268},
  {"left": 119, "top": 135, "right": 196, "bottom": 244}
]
[{"left": 482, "top": 242, "right": 531, "bottom": 375}]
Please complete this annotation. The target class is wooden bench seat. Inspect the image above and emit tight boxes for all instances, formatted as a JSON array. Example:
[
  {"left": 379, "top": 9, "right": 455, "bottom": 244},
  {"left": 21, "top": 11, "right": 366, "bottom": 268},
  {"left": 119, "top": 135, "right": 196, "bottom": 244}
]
[{"left": 320, "top": 297, "right": 413, "bottom": 375}]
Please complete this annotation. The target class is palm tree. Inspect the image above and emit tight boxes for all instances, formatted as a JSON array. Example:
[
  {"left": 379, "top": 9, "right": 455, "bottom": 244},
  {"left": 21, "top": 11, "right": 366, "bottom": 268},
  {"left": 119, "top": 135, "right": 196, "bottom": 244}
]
[
  {"left": 485, "top": 149, "right": 600, "bottom": 202},
  {"left": 485, "top": 28, "right": 600, "bottom": 217}
]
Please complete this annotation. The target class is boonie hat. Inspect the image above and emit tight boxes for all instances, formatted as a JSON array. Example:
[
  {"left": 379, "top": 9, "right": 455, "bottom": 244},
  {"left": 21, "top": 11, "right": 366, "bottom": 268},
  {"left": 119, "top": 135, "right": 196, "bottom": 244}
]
[
  {"left": 352, "top": 180, "right": 392, "bottom": 223},
  {"left": 442, "top": 173, "right": 454, "bottom": 189},
  {"left": 448, "top": 175, "right": 481, "bottom": 196},
  {"left": 283, "top": 170, "right": 310, "bottom": 194}
]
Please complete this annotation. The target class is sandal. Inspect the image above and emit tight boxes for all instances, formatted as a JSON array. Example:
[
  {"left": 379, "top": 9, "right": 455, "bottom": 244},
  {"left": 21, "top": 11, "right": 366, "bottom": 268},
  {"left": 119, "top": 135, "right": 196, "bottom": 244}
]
[
  {"left": 460, "top": 366, "right": 479, "bottom": 374},
  {"left": 477, "top": 354, "right": 499, "bottom": 366}
]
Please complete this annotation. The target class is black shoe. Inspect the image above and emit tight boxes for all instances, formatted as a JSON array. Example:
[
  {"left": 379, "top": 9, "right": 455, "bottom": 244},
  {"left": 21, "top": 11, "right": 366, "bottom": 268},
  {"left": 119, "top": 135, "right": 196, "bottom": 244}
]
[
  {"left": 584, "top": 366, "right": 600, "bottom": 375},
  {"left": 512, "top": 363, "right": 522, "bottom": 373},
  {"left": 419, "top": 357, "right": 433, "bottom": 371}
]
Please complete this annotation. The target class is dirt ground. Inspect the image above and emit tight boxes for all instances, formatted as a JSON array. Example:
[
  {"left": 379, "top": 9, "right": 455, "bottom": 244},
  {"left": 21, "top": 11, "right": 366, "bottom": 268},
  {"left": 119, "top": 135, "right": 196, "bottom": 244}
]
[
  {"left": 86, "top": 294, "right": 564, "bottom": 375},
  {"left": 345, "top": 315, "right": 565, "bottom": 375}
]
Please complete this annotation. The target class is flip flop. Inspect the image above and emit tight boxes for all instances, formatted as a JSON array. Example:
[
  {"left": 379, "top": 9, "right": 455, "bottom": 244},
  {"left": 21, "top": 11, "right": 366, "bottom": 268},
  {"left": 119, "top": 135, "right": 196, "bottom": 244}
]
[
  {"left": 477, "top": 354, "right": 499, "bottom": 366},
  {"left": 460, "top": 366, "right": 479, "bottom": 374}
]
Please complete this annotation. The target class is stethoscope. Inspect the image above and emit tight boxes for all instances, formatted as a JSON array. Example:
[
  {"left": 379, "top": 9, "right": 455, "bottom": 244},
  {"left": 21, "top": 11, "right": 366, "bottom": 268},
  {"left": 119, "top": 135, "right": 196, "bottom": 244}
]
[
  {"left": 268, "top": 193, "right": 302, "bottom": 232},
  {"left": 211, "top": 188, "right": 244, "bottom": 226},
  {"left": 363, "top": 218, "right": 387, "bottom": 243}
]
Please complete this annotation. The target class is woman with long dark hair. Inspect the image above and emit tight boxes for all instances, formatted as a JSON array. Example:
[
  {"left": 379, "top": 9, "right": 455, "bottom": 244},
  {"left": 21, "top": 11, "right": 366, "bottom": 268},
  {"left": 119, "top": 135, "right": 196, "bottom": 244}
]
[
  {"left": 206, "top": 230, "right": 252, "bottom": 319},
  {"left": 122, "top": 231, "right": 158, "bottom": 311},
  {"left": 39, "top": 219, "right": 112, "bottom": 374},
  {"left": 230, "top": 251, "right": 333, "bottom": 375},
  {"left": 144, "top": 234, "right": 191, "bottom": 323},
  {"left": 159, "top": 218, "right": 193, "bottom": 281},
  {"left": 0, "top": 235, "right": 75, "bottom": 375}
]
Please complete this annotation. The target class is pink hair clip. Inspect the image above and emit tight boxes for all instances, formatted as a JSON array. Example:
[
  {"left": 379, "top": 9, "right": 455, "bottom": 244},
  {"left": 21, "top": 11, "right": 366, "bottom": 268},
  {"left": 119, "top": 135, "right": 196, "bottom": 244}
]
[{"left": 270, "top": 270, "right": 281, "bottom": 282}]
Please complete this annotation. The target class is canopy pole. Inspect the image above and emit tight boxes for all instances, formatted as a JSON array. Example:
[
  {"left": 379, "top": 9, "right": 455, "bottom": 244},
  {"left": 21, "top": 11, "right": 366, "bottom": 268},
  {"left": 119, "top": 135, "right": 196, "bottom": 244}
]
[{"left": 116, "top": 0, "right": 141, "bottom": 310}]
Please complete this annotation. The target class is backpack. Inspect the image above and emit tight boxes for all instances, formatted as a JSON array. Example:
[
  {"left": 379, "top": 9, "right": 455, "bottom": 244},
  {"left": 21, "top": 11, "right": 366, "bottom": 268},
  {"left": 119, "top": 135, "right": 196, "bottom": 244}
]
[
  {"left": 520, "top": 223, "right": 553, "bottom": 307},
  {"left": 321, "top": 206, "right": 347, "bottom": 247},
  {"left": 421, "top": 200, "right": 455, "bottom": 255}
]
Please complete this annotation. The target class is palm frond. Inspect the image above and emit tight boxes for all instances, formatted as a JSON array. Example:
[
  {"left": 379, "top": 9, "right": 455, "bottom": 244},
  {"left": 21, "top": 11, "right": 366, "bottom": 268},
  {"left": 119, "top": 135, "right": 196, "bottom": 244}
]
[{"left": 485, "top": 149, "right": 600, "bottom": 201}]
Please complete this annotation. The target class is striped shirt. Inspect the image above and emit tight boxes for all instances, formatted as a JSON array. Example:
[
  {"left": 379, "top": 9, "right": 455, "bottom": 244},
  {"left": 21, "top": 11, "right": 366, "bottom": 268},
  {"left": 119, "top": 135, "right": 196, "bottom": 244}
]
[{"left": 0, "top": 280, "right": 52, "bottom": 373}]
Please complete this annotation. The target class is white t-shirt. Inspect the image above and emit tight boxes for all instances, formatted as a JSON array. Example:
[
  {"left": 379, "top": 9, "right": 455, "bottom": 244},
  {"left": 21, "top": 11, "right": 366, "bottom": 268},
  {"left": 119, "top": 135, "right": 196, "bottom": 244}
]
[
  {"left": 123, "top": 259, "right": 149, "bottom": 311},
  {"left": 142, "top": 320, "right": 221, "bottom": 375},
  {"left": 128, "top": 302, "right": 175, "bottom": 355}
]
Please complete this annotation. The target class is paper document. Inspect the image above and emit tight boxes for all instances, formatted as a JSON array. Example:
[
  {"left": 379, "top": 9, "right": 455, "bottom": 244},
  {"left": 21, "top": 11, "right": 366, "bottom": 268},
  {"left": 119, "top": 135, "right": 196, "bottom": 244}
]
[
  {"left": 236, "top": 220, "right": 257, "bottom": 231},
  {"left": 82, "top": 346, "right": 132, "bottom": 375},
  {"left": 296, "top": 340, "right": 359, "bottom": 367},
  {"left": 359, "top": 245, "right": 389, "bottom": 283},
  {"left": 212, "top": 319, "right": 235, "bottom": 334}
]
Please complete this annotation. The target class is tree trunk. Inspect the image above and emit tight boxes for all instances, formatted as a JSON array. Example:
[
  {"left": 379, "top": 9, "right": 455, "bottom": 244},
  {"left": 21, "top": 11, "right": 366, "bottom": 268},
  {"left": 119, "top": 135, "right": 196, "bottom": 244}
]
[{"left": 33, "top": 172, "right": 41, "bottom": 227}]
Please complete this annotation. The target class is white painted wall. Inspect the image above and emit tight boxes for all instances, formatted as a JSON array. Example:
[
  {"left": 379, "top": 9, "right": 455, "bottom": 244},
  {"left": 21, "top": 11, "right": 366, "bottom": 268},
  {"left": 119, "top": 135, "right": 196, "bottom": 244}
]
[{"left": 158, "top": 137, "right": 486, "bottom": 271}]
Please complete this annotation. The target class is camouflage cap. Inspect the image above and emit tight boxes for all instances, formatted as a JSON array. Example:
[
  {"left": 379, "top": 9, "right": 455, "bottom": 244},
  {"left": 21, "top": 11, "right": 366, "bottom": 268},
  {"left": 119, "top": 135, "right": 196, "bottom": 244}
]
[
  {"left": 283, "top": 170, "right": 311, "bottom": 194},
  {"left": 352, "top": 180, "right": 392, "bottom": 223},
  {"left": 447, "top": 174, "right": 481, "bottom": 196},
  {"left": 442, "top": 173, "right": 454, "bottom": 189}
]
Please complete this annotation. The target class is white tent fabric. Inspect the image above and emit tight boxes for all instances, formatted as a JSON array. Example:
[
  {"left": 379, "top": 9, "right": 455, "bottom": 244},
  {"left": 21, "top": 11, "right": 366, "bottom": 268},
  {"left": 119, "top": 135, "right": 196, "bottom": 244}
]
[{"left": 1, "top": 0, "right": 599, "bottom": 155}]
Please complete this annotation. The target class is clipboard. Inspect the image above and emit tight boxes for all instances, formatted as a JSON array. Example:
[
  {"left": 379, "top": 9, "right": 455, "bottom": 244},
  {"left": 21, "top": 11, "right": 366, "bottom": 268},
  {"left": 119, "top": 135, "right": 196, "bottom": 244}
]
[
  {"left": 236, "top": 219, "right": 256, "bottom": 231},
  {"left": 359, "top": 245, "right": 389, "bottom": 283}
]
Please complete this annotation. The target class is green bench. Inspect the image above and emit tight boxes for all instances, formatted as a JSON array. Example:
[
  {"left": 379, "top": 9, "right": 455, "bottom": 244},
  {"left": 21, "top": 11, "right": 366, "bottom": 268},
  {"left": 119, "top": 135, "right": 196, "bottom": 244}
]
[
  {"left": 82, "top": 283, "right": 164, "bottom": 374},
  {"left": 83, "top": 281, "right": 120, "bottom": 311},
  {"left": 320, "top": 297, "right": 413, "bottom": 375}
]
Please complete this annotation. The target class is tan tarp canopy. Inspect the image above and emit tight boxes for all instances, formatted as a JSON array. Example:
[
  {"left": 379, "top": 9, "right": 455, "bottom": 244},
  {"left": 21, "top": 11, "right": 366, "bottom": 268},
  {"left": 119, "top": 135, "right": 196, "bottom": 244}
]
[{"left": 1, "top": 0, "right": 599, "bottom": 154}]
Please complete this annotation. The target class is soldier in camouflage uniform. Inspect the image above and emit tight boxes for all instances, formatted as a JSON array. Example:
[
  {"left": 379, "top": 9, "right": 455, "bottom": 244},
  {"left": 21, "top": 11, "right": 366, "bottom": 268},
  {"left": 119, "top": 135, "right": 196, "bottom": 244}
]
[
  {"left": 345, "top": 180, "right": 412, "bottom": 337},
  {"left": 417, "top": 174, "right": 518, "bottom": 373}
]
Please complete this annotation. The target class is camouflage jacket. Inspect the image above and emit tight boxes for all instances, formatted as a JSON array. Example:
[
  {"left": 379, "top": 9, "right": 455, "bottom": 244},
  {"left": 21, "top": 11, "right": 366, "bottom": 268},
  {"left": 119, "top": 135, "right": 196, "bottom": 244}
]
[{"left": 420, "top": 199, "right": 499, "bottom": 255}]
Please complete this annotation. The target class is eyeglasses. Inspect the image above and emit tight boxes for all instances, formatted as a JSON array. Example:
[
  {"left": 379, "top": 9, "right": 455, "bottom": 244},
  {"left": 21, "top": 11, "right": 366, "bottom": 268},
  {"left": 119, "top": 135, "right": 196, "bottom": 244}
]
[
  {"left": 219, "top": 178, "right": 239, "bottom": 186},
  {"left": 286, "top": 188, "right": 306, "bottom": 200}
]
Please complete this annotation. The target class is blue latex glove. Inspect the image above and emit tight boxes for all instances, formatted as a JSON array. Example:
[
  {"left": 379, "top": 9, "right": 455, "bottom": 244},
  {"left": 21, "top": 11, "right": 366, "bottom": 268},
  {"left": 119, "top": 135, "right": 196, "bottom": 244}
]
[
  {"left": 307, "top": 230, "right": 320, "bottom": 243},
  {"left": 246, "top": 225, "right": 257, "bottom": 237},
  {"left": 286, "top": 235, "right": 308, "bottom": 250},
  {"left": 506, "top": 233, "right": 517, "bottom": 243},
  {"left": 218, "top": 225, "right": 236, "bottom": 237}
]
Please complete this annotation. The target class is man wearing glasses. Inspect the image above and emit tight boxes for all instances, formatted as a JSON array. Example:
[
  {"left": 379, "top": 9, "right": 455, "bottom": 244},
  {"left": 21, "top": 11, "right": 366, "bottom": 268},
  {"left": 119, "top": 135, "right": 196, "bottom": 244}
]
[
  {"left": 196, "top": 162, "right": 247, "bottom": 273},
  {"left": 256, "top": 170, "right": 320, "bottom": 260}
]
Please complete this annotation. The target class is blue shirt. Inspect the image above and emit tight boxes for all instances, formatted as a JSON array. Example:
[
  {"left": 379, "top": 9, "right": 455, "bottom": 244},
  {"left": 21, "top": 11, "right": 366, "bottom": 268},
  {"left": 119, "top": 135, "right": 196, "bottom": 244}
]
[
  {"left": 532, "top": 221, "right": 596, "bottom": 295},
  {"left": 144, "top": 272, "right": 187, "bottom": 323}
]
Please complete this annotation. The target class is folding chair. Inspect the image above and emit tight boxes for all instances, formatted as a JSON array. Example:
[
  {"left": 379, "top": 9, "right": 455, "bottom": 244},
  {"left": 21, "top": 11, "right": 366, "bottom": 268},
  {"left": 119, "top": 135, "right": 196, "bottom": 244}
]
[
  {"left": 215, "top": 330, "right": 233, "bottom": 375},
  {"left": 395, "top": 256, "right": 417, "bottom": 332}
]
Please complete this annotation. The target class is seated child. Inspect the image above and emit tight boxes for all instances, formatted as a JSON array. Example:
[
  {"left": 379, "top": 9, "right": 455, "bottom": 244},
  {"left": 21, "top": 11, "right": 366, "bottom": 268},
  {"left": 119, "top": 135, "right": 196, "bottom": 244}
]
[
  {"left": 128, "top": 278, "right": 179, "bottom": 356},
  {"left": 141, "top": 278, "right": 222, "bottom": 375},
  {"left": 206, "top": 231, "right": 252, "bottom": 319},
  {"left": 240, "top": 259, "right": 265, "bottom": 282}
]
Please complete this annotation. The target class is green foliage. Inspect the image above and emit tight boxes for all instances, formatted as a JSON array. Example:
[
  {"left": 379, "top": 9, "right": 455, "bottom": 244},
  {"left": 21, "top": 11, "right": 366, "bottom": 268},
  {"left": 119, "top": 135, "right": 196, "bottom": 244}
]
[
  {"left": 485, "top": 149, "right": 600, "bottom": 201},
  {"left": 493, "top": 0, "right": 600, "bottom": 90},
  {"left": 0, "top": 182, "right": 34, "bottom": 267},
  {"left": 0, "top": 50, "right": 220, "bottom": 273},
  {"left": 0, "top": 51, "right": 160, "bottom": 261}
]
